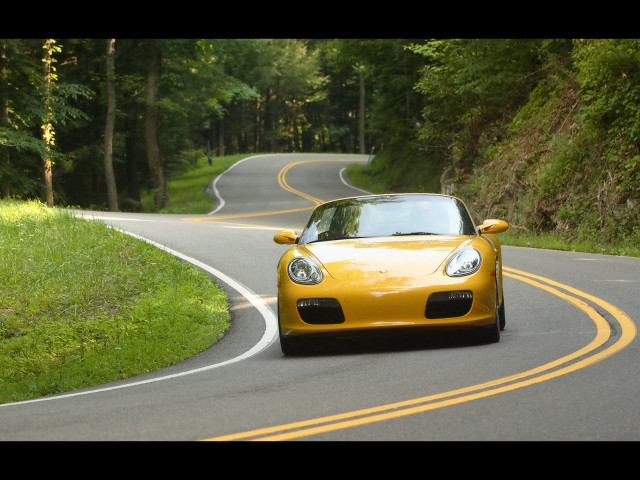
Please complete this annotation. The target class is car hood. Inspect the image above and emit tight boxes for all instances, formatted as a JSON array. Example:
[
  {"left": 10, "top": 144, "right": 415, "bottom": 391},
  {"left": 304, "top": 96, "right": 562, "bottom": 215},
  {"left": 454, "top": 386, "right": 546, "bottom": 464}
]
[{"left": 301, "top": 236, "right": 474, "bottom": 280}]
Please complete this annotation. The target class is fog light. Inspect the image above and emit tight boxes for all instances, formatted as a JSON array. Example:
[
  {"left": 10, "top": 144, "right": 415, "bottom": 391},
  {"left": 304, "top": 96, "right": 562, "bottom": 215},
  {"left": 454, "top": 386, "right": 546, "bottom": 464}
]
[
  {"left": 425, "top": 290, "right": 473, "bottom": 319},
  {"left": 297, "top": 298, "right": 322, "bottom": 308},
  {"left": 297, "top": 298, "right": 345, "bottom": 324},
  {"left": 449, "top": 290, "right": 473, "bottom": 300}
]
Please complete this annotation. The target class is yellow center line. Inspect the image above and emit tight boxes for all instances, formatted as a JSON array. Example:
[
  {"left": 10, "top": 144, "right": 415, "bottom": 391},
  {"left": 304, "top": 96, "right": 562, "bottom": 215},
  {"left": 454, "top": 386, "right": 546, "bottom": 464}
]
[
  {"left": 216, "top": 222, "right": 300, "bottom": 231},
  {"left": 187, "top": 207, "right": 312, "bottom": 222},
  {"left": 277, "top": 160, "right": 327, "bottom": 206},
  {"left": 504, "top": 266, "right": 637, "bottom": 356},
  {"left": 203, "top": 267, "right": 635, "bottom": 441},
  {"left": 187, "top": 158, "right": 354, "bottom": 223}
]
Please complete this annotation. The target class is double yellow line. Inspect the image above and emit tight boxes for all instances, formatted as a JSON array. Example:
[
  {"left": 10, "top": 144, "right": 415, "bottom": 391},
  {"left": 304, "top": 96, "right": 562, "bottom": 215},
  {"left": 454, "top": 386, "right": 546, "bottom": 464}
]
[
  {"left": 277, "top": 160, "right": 326, "bottom": 207},
  {"left": 192, "top": 158, "right": 635, "bottom": 440},
  {"left": 190, "top": 159, "right": 352, "bottom": 223},
  {"left": 203, "top": 266, "right": 635, "bottom": 441}
]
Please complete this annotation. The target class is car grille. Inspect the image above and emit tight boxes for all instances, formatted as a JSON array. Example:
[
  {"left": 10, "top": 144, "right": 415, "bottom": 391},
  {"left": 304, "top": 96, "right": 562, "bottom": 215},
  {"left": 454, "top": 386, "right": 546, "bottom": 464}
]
[
  {"left": 425, "top": 290, "right": 473, "bottom": 319},
  {"left": 297, "top": 298, "right": 345, "bottom": 324}
]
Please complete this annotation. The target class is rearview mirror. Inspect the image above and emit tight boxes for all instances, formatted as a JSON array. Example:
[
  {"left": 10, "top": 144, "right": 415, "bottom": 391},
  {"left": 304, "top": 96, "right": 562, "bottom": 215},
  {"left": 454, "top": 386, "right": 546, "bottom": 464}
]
[
  {"left": 274, "top": 230, "right": 299, "bottom": 244},
  {"left": 478, "top": 219, "right": 509, "bottom": 235}
]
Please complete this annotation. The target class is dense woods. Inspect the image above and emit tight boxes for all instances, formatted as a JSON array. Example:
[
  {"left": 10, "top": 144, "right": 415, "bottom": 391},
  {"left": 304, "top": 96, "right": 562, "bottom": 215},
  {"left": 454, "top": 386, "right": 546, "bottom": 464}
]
[{"left": 1, "top": 38, "right": 639, "bottom": 246}]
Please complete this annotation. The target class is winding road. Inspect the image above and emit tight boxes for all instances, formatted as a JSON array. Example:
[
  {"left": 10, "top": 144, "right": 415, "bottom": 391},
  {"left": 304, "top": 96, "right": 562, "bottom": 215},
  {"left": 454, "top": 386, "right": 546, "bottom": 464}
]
[{"left": 1, "top": 153, "right": 638, "bottom": 440}]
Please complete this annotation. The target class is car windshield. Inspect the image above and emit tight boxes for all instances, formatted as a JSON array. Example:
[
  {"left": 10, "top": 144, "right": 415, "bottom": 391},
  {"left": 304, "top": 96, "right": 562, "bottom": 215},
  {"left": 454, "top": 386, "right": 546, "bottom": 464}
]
[{"left": 298, "top": 194, "right": 477, "bottom": 244}]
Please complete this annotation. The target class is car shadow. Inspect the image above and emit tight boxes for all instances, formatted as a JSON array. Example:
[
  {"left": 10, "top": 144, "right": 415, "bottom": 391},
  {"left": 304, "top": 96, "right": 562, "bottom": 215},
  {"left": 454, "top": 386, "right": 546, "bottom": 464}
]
[{"left": 288, "top": 330, "right": 493, "bottom": 357}]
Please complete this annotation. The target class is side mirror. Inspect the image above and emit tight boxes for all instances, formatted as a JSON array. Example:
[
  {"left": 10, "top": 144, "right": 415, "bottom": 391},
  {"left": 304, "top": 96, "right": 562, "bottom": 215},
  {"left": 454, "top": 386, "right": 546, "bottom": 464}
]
[
  {"left": 274, "top": 230, "right": 299, "bottom": 244},
  {"left": 478, "top": 219, "right": 509, "bottom": 235}
]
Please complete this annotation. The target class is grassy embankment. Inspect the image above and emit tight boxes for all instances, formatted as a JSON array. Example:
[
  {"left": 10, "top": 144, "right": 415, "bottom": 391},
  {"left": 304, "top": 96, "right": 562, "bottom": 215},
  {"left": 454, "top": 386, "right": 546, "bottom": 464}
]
[{"left": 0, "top": 154, "right": 249, "bottom": 405}]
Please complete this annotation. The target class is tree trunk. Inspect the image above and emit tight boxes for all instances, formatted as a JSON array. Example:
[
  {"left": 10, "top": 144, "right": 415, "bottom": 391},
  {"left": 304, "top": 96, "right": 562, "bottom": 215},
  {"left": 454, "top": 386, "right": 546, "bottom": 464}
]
[
  {"left": 1, "top": 40, "right": 10, "bottom": 198},
  {"left": 144, "top": 44, "right": 169, "bottom": 209},
  {"left": 217, "top": 118, "right": 225, "bottom": 156},
  {"left": 358, "top": 68, "right": 366, "bottom": 155},
  {"left": 124, "top": 133, "right": 142, "bottom": 211},
  {"left": 254, "top": 100, "right": 261, "bottom": 152},
  {"left": 292, "top": 99, "right": 300, "bottom": 152},
  {"left": 104, "top": 38, "right": 118, "bottom": 211},
  {"left": 42, "top": 39, "right": 55, "bottom": 206}
]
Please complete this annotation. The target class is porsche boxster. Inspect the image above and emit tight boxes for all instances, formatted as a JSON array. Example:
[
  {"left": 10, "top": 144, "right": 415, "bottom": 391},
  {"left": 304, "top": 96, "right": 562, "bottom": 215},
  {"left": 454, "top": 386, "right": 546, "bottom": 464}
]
[{"left": 274, "top": 193, "right": 508, "bottom": 355}]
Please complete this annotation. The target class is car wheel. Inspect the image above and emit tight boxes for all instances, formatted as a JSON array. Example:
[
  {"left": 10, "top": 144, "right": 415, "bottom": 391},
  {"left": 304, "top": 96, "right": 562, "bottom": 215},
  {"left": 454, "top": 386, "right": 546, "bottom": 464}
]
[
  {"left": 277, "top": 301, "right": 307, "bottom": 355},
  {"left": 279, "top": 333, "right": 308, "bottom": 355},
  {"left": 496, "top": 257, "right": 505, "bottom": 331},
  {"left": 478, "top": 279, "right": 501, "bottom": 343}
]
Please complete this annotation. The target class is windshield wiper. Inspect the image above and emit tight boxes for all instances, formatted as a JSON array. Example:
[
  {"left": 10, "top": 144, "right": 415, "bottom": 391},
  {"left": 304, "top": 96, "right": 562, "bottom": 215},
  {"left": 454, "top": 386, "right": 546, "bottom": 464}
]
[
  {"left": 392, "top": 231, "right": 437, "bottom": 236},
  {"left": 307, "top": 235, "right": 366, "bottom": 243}
]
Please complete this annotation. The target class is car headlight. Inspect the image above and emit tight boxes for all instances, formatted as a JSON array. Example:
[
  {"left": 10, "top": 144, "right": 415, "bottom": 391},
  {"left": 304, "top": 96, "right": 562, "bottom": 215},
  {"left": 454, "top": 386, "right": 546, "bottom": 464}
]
[
  {"left": 288, "top": 257, "right": 323, "bottom": 285},
  {"left": 445, "top": 248, "right": 482, "bottom": 277}
]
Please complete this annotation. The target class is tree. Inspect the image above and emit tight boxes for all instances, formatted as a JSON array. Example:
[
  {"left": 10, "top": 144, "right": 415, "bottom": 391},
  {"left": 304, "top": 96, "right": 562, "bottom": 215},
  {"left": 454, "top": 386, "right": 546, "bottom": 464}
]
[
  {"left": 144, "top": 41, "right": 169, "bottom": 209},
  {"left": 41, "top": 39, "right": 58, "bottom": 205},
  {"left": 103, "top": 39, "right": 118, "bottom": 211},
  {"left": 354, "top": 63, "right": 366, "bottom": 154},
  {"left": 0, "top": 40, "right": 48, "bottom": 199},
  {"left": 0, "top": 39, "right": 9, "bottom": 197}
]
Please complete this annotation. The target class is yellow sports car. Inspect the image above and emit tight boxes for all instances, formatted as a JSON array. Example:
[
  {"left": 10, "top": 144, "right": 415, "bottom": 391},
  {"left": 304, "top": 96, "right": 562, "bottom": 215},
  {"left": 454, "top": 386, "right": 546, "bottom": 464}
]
[{"left": 274, "top": 193, "right": 508, "bottom": 355}]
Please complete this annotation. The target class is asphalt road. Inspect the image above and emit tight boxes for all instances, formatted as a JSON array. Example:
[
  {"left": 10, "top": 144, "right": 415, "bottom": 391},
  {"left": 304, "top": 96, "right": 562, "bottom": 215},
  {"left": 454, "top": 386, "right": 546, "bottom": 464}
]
[{"left": 1, "top": 153, "right": 638, "bottom": 441}]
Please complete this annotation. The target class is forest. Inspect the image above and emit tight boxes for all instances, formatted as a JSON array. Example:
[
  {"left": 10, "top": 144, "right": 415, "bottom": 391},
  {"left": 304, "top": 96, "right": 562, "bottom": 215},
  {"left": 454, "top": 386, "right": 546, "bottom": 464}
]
[{"left": 1, "top": 39, "right": 639, "bottom": 247}]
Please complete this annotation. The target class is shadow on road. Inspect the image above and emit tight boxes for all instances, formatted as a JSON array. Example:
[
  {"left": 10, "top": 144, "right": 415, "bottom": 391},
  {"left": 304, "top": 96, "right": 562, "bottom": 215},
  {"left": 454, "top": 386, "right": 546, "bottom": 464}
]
[{"left": 284, "top": 329, "right": 495, "bottom": 357}]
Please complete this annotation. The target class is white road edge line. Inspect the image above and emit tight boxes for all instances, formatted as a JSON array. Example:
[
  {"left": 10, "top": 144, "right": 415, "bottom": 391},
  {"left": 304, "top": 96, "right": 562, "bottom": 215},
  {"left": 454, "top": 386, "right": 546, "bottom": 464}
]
[
  {"left": 1, "top": 228, "right": 278, "bottom": 408},
  {"left": 207, "top": 154, "right": 278, "bottom": 215},
  {"left": 3, "top": 156, "right": 367, "bottom": 408},
  {"left": 339, "top": 167, "right": 370, "bottom": 194}
]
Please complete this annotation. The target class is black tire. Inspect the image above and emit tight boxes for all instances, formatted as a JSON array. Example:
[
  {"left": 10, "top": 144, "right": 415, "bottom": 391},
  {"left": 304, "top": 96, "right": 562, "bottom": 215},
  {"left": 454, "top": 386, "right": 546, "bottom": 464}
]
[
  {"left": 279, "top": 333, "right": 308, "bottom": 356},
  {"left": 478, "top": 279, "right": 501, "bottom": 343},
  {"left": 496, "top": 257, "right": 505, "bottom": 331},
  {"left": 278, "top": 299, "right": 308, "bottom": 355},
  {"left": 498, "top": 298, "right": 506, "bottom": 331}
]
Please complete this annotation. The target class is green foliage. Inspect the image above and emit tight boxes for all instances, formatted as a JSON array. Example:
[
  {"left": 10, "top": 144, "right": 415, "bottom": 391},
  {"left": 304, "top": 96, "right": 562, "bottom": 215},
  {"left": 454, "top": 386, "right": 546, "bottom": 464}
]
[
  {"left": 348, "top": 146, "right": 441, "bottom": 194},
  {"left": 572, "top": 39, "right": 640, "bottom": 197},
  {"left": 1, "top": 38, "right": 430, "bottom": 209},
  {"left": 410, "top": 39, "right": 544, "bottom": 168},
  {"left": 0, "top": 199, "right": 230, "bottom": 404},
  {"left": 396, "top": 39, "right": 640, "bottom": 251},
  {"left": 2, "top": 38, "right": 639, "bottom": 250}
]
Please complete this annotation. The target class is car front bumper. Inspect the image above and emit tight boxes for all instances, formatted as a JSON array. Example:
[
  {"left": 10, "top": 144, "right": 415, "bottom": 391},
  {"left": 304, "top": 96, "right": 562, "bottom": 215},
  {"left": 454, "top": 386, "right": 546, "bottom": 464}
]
[{"left": 278, "top": 270, "right": 497, "bottom": 337}]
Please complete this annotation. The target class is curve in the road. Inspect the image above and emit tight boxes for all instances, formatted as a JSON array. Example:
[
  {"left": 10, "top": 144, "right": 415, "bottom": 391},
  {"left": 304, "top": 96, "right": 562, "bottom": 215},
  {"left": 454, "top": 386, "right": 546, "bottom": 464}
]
[
  {"left": 204, "top": 267, "right": 636, "bottom": 441},
  {"left": 194, "top": 157, "right": 636, "bottom": 441},
  {"left": 7, "top": 155, "right": 634, "bottom": 444},
  {"left": 206, "top": 154, "right": 267, "bottom": 215},
  {"left": 0, "top": 231, "right": 279, "bottom": 408},
  {"left": 1, "top": 156, "right": 365, "bottom": 408}
]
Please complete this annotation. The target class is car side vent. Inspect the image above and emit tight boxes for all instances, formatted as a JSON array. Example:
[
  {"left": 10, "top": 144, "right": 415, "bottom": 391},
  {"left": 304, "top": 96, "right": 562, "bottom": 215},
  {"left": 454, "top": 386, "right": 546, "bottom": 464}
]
[
  {"left": 297, "top": 298, "right": 345, "bottom": 324},
  {"left": 425, "top": 290, "right": 473, "bottom": 319}
]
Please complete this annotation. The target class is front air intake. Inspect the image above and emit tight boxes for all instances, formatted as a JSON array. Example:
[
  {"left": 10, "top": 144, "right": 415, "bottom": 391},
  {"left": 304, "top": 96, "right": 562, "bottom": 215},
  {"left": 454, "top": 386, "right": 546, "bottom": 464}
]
[{"left": 297, "top": 298, "right": 345, "bottom": 324}]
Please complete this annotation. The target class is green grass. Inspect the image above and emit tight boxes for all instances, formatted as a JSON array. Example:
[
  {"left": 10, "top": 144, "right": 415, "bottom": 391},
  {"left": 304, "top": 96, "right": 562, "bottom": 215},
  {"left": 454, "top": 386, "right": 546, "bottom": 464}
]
[
  {"left": 0, "top": 199, "right": 230, "bottom": 405},
  {"left": 498, "top": 228, "right": 640, "bottom": 257},
  {"left": 345, "top": 163, "right": 390, "bottom": 194}
]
